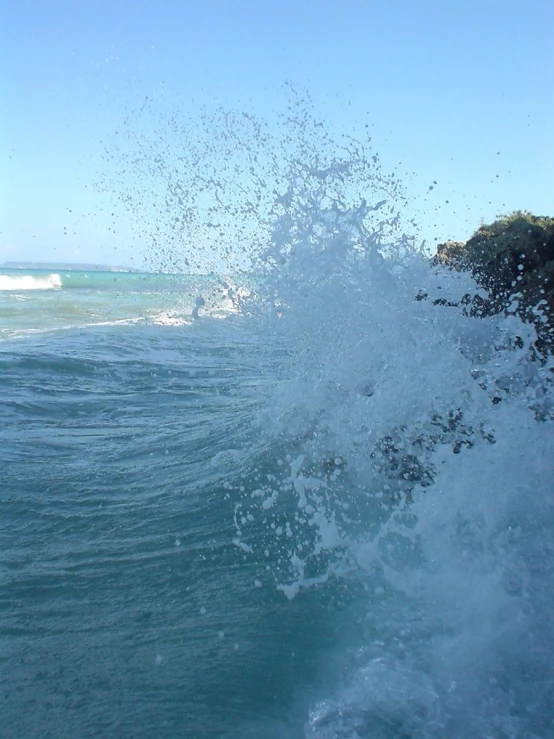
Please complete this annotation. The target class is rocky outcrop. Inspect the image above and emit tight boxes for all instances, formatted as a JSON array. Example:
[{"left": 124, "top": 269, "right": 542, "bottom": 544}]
[{"left": 433, "top": 212, "right": 554, "bottom": 354}]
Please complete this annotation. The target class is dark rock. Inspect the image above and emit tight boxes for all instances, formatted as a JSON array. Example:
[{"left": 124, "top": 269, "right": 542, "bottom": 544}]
[{"left": 433, "top": 212, "right": 554, "bottom": 354}]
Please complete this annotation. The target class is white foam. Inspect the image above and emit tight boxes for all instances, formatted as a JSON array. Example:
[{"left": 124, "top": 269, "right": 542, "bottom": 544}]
[
  {"left": 0, "top": 273, "right": 62, "bottom": 291},
  {"left": 227, "top": 144, "right": 553, "bottom": 735}
]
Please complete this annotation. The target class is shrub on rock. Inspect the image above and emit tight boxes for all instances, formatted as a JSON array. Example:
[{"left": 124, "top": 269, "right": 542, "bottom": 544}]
[{"left": 433, "top": 211, "right": 554, "bottom": 353}]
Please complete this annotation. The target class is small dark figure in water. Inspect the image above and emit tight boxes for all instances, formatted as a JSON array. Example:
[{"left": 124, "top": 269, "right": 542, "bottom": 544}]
[{"left": 192, "top": 295, "right": 205, "bottom": 319}]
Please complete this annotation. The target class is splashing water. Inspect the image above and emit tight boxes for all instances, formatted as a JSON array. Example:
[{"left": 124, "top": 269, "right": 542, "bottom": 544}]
[{"left": 101, "top": 91, "right": 554, "bottom": 738}]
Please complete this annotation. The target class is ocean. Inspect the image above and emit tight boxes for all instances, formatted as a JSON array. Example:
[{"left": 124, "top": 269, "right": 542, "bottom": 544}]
[{"left": 2, "top": 154, "right": 554, "bottom": 737}]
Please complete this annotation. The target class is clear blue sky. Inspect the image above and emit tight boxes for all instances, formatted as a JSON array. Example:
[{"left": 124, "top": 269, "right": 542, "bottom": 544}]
[{"left": 1, "top": 0, "right": 553, "bottom": 269}]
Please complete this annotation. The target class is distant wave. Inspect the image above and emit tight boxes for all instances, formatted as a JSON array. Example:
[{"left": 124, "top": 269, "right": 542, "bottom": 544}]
[{"left": 0, "top": 273, "right": 62, "bottom": 291}]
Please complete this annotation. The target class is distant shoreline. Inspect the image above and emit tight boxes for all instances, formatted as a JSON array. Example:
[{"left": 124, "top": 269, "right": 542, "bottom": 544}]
[{"left": 0, "top": 262, "right": 140, "bottom": 273}]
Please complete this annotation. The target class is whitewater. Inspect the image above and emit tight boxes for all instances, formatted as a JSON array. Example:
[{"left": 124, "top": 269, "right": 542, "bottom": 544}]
[{"left": 1, "top": 99, "right": 553, "bottom": 738}]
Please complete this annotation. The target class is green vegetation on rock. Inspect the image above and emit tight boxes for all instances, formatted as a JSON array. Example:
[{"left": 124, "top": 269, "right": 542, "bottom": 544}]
[{"left": 433, "top": 211, "right": 554, "bottom": 354}]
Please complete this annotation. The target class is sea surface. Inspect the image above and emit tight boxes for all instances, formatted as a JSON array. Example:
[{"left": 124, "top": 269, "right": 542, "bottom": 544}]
[{"left": 2, "top": 158, "right": 554, "bottom": 736}]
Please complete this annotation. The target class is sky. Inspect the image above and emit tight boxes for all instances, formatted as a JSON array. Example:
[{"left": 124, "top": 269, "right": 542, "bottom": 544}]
[{"left": 1, "top": 0, "right": 553, "bottom": 270}]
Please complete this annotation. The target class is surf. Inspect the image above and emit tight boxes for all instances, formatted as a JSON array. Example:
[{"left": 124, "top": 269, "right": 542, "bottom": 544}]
[
  {"left": 0, "top": 272, "right": 62, "bottom": 291},
  {"left": 2, "top": 93, "right": 553, "bottom": 738},
  {"left": 99, "top": 92, "right": 554, "bottom": 736}
]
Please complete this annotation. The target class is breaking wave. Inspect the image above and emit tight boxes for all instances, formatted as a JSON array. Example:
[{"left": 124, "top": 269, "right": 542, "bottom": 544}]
[
  {"left": 0, "top": 273, "right": 62, "bottom": 291},
  {"left": 97, "top": 91, "right": 554, "bottom": 737}
]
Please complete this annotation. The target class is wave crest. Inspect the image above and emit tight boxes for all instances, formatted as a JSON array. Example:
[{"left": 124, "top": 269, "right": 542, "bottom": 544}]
[{"left": 0, "top": 273, "right": 62, "bottom": 291}]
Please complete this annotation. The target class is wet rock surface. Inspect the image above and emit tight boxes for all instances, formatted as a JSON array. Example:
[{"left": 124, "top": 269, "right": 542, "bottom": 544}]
[{"left": 433, "top": 212, "right": 554, "bottom": 354}]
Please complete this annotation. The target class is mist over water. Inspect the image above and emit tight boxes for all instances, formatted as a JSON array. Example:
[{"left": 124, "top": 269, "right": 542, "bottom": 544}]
[{"left": 3, "top": 93, "right": 553, "bottom": 738}]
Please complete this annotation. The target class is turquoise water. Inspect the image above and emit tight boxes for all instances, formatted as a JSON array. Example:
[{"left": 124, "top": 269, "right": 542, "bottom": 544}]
[
  {"left": 2, "top": 259, "right": 553, "bottom": 738},
  {"left": 0, "top": 269, "right": 243, "bottom": 339},
  {"left": 1, "top": 315, "right": 312, "bottom": 737},
  {"left": 2, "top": 128, "right": 554, "bottom": 737}
]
